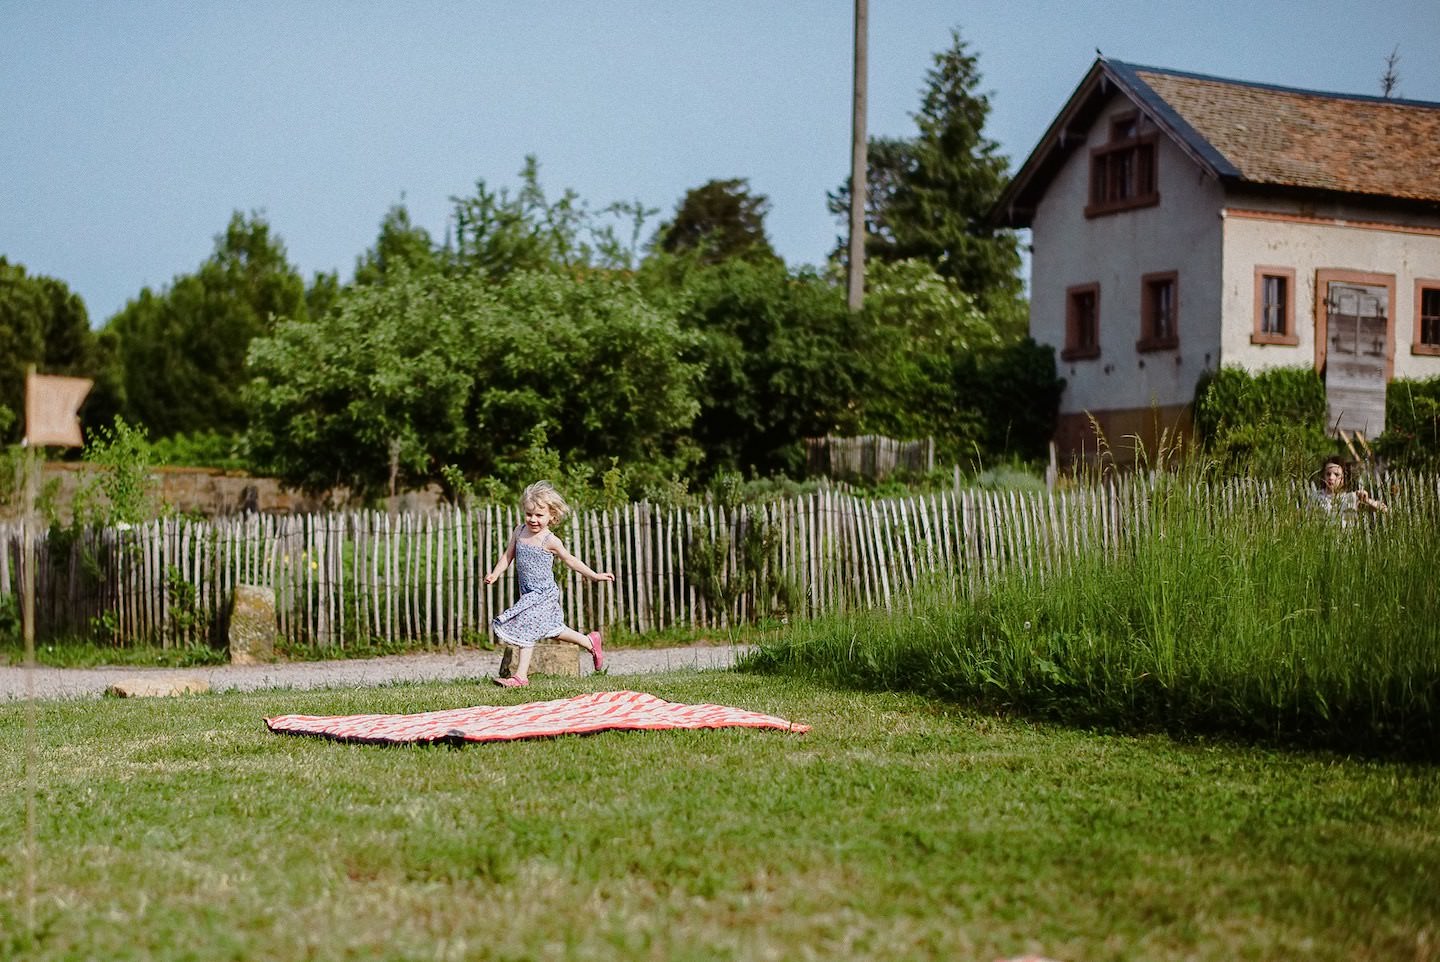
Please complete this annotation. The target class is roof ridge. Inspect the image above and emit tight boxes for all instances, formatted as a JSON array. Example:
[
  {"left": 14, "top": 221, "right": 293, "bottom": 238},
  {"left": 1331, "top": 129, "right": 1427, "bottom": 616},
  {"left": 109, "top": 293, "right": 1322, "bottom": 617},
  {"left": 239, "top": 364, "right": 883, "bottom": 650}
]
[{"left": 1106, "top": 58, "right": 1440, "bottom": 110}]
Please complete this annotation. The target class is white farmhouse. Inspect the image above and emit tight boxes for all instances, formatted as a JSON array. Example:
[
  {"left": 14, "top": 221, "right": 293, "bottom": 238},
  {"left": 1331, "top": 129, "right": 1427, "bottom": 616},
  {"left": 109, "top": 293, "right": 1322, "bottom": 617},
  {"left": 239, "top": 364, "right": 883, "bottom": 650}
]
[{"left": 992, "top": 57, "right": 1440, "bottom": 462}]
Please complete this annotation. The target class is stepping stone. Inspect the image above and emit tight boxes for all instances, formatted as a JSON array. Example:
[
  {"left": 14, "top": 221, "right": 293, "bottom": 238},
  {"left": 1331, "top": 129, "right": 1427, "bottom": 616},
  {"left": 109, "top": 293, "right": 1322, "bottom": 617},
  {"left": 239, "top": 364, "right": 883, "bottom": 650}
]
[{"left": 105, "top": 675, "right": 210, "bottom": 698}]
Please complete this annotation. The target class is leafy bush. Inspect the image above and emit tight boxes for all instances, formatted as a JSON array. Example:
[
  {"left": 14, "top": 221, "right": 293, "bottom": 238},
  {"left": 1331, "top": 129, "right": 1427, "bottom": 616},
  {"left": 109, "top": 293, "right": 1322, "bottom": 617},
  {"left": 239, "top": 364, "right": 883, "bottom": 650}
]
[
  {"left": 646, "top": 256, "right": 866, "bottom": 479},
  {"left": 149, "top": 431, "right": 249, "bottom": 471},
  {"left": 1375, "top": 375, "right": 1440, "bottom": 472},
  {"left": 246, "top": 269, "right": 702, "bottom": 502},
  {"left": 962, "top": 337, "right": 1064, "bottom": 463},
  {"left": 0, "top": 592, "right": 18, "bottom": 646},
  {"left": 72, "top": 417, "right": 159, "bottom": 526},
  {"left": 1193, "top": 366, "right": 1333, "bottom": 476},
  {"left": 845, "top": 261, "right": 1056, "bottom": 465}
]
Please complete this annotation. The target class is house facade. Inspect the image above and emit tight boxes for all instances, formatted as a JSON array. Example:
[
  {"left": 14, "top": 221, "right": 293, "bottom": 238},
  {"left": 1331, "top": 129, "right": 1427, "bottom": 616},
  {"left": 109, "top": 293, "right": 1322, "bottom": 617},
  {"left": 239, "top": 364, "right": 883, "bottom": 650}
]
[{"left": 993, "top": 58, "right": 1440, "bottom": 461}]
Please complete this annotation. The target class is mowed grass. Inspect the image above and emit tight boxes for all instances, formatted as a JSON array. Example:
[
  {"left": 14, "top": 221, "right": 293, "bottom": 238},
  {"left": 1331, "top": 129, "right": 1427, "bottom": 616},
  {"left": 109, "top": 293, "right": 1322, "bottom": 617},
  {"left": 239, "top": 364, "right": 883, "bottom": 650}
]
[{"left": 1, "top": 671, "right": 1437, "bottom": 961}]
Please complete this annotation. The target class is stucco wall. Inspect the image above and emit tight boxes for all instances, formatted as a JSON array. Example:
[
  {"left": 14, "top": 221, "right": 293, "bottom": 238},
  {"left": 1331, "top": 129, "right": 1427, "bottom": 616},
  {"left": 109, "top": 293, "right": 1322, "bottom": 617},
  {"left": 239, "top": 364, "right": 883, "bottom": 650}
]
[
  {"left": 1030, "top": 94, "right": 1225, "bottom": 421},
  {"left": 1220, "top": 210, "right": 1440, "bottom": 380}
]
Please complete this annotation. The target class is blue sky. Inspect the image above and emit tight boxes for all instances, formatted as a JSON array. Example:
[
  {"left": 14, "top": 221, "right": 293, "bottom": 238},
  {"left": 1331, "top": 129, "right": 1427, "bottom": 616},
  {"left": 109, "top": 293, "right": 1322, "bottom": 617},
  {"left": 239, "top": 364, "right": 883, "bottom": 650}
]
[{"left": 4, "top": 0, "right": 1437, "bottom": 325}]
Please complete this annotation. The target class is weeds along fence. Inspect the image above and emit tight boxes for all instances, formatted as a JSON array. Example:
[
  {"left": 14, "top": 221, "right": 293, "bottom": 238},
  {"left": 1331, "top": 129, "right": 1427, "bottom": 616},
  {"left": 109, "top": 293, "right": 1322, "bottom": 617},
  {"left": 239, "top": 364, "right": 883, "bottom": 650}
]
[{"left": 2, "top": 474, "right": 1437, "bottom": 649}]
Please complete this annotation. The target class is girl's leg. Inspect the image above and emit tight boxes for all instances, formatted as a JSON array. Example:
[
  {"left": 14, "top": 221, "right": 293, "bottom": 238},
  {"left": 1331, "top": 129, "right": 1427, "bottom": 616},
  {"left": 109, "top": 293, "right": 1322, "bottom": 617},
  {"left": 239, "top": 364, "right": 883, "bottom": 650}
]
[
  {"left": 552, "top": 628, "right": 603, "bottom": 670},
  {"left": 552, "top": 627, "right": 594, "bottom": 652},
  {"left": 513, "top": 645, "right": 534, "bottom": 682}
]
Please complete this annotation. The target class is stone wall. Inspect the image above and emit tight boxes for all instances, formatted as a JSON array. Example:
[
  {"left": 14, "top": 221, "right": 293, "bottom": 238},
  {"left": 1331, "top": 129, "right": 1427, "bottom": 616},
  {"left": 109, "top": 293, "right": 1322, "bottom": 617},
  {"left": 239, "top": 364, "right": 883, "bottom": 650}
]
[{"left": 4, "top": 462, "right": 445, "bottom": 521}]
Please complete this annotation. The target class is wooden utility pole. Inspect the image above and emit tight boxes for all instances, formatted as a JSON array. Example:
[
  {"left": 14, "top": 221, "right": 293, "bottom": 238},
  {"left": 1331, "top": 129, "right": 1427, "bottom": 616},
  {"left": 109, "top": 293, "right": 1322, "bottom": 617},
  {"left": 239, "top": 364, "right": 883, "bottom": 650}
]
[{"left": 847, "top": 0, "right": 868, "bottom": 312}]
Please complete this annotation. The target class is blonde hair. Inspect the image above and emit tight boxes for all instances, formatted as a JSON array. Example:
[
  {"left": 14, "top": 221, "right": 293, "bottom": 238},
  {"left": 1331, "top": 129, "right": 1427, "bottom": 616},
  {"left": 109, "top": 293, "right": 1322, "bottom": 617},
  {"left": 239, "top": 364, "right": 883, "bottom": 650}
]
[{"left": 521, "top": 480, "right": 570, "bottom": 522}]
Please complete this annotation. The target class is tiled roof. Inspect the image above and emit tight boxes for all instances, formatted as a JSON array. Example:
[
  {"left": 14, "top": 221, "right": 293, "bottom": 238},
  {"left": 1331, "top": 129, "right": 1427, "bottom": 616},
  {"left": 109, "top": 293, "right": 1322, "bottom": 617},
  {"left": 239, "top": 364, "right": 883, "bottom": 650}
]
[
  {"left": 1131, "top": 67, "right": 1440, "bottom": 204},
  {"left": 992, "top": 59, "right": 1440, "bottom": 227}
]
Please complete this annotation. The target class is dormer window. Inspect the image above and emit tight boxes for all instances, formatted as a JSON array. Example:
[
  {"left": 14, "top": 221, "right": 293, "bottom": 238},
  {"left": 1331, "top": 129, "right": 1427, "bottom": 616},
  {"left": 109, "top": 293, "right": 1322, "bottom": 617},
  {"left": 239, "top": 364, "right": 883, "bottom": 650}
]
[{"left": 1086, "top": 112, "right": 1159, "bottom": 217}]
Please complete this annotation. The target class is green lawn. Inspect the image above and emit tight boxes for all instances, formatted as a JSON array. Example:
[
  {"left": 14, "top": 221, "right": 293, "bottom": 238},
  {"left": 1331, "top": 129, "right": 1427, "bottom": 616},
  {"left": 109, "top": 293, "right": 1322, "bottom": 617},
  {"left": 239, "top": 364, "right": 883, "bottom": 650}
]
[{"left": 3, "top": 670, "right": 1436, "bottom": 961}]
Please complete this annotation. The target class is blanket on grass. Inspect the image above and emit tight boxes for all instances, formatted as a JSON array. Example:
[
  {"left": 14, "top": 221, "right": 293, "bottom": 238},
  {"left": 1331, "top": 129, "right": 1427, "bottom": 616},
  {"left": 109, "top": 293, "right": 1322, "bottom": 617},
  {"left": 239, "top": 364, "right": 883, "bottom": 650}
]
[{"left": 265, "top": 689, "right": 810, "bottom": 744}]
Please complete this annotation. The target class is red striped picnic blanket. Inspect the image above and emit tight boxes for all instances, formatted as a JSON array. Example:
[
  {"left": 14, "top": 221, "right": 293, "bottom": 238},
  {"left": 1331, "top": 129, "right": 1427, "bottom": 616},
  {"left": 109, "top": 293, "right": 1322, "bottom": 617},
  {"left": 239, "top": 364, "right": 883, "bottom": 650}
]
[{"left": 265, "top": 690, "right": 810, "bottom": 744}]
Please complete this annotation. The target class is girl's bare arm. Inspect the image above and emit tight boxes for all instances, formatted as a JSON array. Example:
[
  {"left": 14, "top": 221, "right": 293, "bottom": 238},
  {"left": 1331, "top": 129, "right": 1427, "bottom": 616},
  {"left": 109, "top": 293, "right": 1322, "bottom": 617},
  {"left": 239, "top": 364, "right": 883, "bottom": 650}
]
[
  {"left": 484, "top": 529, "right": 520, "bottom": 584},
  {"left": 549, "top": 537, "right": 614, "bottom": 582}
]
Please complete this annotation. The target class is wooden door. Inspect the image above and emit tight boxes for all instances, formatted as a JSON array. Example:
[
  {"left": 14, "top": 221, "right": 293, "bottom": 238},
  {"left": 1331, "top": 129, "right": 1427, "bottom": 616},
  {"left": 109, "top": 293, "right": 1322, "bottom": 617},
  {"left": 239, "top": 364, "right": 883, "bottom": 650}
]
[{"left": 1324, "top": 282, "right": 1387, "bottom": 437}]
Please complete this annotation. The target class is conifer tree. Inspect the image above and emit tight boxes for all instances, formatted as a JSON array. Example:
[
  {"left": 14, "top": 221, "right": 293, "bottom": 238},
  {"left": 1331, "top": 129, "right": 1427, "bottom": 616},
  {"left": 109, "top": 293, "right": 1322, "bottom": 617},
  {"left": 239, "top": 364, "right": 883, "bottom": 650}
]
[{"left": 830, "top": 28, "right": 1023, "bottom": 316}]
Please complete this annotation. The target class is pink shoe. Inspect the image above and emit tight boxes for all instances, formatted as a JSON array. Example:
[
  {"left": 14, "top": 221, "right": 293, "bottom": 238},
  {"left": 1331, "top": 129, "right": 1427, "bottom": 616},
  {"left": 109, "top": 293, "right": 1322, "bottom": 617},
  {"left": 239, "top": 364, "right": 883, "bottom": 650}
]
[
  {"left": 588, "top": 631, "right": 604, "bottom": 671},
  {"left": 493, "top": 676, "right": 528, "bottom": 688}
]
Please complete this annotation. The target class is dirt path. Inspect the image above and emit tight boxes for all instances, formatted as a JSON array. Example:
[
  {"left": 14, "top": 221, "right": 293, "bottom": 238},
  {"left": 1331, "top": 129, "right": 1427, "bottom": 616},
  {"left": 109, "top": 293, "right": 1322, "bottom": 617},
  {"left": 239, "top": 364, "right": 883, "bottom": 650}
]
[{"left": 0, "top": 644, "right": 756, "bottom": 702}]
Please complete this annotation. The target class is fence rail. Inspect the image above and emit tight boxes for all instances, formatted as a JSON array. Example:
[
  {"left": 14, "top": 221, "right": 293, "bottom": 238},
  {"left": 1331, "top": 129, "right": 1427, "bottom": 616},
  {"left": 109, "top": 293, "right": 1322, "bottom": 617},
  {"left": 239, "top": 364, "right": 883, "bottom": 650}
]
[{"left": 3, "top": 474, "right": 1436, "bottom": 649}]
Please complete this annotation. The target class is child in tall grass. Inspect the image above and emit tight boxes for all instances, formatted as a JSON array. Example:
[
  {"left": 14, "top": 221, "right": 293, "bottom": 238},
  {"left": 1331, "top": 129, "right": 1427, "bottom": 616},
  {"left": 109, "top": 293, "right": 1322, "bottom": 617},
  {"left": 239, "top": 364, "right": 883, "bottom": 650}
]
[
  {"left": 484, "top": 481, "right": 612, "bottom": 687},
  {"left": 1311, "top": 456, "right": 1388, "bottom": 521}
]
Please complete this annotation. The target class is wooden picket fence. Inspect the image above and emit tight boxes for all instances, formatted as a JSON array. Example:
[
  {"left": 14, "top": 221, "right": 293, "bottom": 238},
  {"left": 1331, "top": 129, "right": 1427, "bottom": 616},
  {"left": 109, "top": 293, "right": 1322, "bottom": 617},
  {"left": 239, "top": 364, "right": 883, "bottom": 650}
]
[
  {"left": 806, "top": 434, "right": 935, "bottom": 480},
  {"left": 1, "top": 474, "right": 1434, "bottom": 649}
]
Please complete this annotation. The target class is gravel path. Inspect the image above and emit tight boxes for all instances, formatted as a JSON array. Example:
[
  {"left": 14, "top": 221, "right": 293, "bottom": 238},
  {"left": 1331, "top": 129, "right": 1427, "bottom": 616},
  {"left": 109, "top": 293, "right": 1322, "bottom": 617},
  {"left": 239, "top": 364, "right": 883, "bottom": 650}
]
[{"left": 0, "top": 644, "right": 756, "bottom": 702}]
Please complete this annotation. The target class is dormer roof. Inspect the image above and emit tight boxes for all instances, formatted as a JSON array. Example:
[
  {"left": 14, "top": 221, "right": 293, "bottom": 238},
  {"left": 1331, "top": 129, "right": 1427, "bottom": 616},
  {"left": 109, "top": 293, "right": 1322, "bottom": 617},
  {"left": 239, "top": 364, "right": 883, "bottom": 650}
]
[{"left": 992, "top": 58, "right": 1440, "bottom": 228}]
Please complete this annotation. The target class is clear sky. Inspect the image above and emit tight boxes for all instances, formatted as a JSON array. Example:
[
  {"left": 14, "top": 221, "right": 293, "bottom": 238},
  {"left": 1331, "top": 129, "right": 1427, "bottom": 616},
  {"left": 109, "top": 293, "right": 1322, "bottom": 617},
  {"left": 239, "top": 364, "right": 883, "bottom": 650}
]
[{"left": 4, "top": 0, "right": 1437, "bottom": 326}]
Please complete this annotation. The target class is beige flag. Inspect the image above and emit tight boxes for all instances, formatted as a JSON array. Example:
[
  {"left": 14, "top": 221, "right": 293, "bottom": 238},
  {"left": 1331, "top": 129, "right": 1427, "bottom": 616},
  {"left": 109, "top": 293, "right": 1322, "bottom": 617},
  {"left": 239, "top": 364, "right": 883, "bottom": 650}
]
[{"left": 25, "top": 372, "right": 93, "bottom": 447}]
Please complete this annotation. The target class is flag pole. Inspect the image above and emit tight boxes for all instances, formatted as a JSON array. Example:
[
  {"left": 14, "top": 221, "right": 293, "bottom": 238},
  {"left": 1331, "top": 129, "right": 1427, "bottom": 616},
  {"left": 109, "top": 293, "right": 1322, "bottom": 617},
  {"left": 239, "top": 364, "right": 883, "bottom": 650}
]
[
  {"left": 20, "top": 365, "right": 93, "bottom": 939},
  {"left": 21, "top": 364, "right": 39, "bottom": 937}
]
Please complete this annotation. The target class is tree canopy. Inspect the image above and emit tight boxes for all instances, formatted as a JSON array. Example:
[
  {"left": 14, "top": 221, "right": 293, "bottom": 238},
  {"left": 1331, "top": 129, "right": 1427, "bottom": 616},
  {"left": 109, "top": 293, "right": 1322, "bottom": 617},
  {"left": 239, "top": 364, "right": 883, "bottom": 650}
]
[
  {"left": 353, "top": 203, "right": 442, "bottom": 287},
  {"left": 449, "top": 156, "right": 656, "bottom": 279},
  {"left": 102, "top": 212, "right": 307, "bottom": 438},
  {"left": 656, "top": 256, "right": 866, "bottom": 477},
  {"left": 654, "top": 179, "right": 780, "bottom": 266},
  {"left": 0, "top": 257, "right": 95, "bottom": 442},
  {"left": 245, "top": 269, "right": 701, "bottom": 501}
]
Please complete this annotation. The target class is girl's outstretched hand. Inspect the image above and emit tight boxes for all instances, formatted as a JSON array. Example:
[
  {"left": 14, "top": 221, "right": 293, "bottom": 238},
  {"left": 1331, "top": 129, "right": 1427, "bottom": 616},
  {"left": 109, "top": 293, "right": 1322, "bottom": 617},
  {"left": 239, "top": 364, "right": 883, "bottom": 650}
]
[{"left": 594, "top": 572, "right": 615, "bottom": 583}]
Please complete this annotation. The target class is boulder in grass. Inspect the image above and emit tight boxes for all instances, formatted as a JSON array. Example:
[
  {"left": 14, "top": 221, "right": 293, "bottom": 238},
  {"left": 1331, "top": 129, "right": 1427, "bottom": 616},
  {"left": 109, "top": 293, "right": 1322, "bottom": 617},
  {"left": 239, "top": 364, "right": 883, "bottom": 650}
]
[
  {"left": 498, "top": 641, "right": 582, "bottom": 679},
  {"left": 106, "top": 675, "right": 210, "bottom": 698},
  {"left": 228, "top": 585, "right": 277, "bottom": 665}
]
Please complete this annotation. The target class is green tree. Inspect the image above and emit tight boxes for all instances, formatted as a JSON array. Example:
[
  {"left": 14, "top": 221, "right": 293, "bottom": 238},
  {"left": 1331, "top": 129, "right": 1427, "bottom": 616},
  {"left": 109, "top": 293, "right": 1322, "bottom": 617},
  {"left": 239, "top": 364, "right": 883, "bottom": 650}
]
[
  {"left": 245, "top": 270, "right": 700, "bottom": 501},
  {"left": 246, "top": 274, "right": 477, "bottom": 498},
  {"left": 102, "top": 212, "right": 307, "bottom": 438},
  {"left": 654, "top": 178, "right": 780, "bottom": 266},
  {"left": 830, "top": 28, "right": 1024, "bottom": 316},
  {"left": 475, "top": 271, "right": 702, "bottom": 485},
  {"left": 449, "top": 156, "right": 656, "bottom": 279},
  {"left": 657, "top": 257, "right": 865, "bottom": 477},
  {"left": 353, "top": 203, "right": 441, "bottom": 286},
  {"left": 857, "top": 258, "right": 997, "bottom": 447},
  {"left": 305, "top": 270, "right": 342, "bottom": 321},
  {"left": 850, "top": 259, "right": 1059, "bottom": 462},
  {"left": 0, "top": 257, "right": 96, "bottom": 442}
]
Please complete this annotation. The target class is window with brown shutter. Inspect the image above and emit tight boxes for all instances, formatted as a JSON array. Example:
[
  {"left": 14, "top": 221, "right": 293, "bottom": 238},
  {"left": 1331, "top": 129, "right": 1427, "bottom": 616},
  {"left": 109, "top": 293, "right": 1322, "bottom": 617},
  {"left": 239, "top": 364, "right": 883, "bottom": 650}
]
[
  {"left": 1415, "top": 280, "right": 1440, "bottom": 356},
  {"left": 1063, "top": 284, "right": 1101, "bottom": 361},
  {"left": 1252, "top": 267, "right": 1299, "bottom": 346},
  {"left": 1137, "top": 271, "right": 1178, "bottom": 351}
]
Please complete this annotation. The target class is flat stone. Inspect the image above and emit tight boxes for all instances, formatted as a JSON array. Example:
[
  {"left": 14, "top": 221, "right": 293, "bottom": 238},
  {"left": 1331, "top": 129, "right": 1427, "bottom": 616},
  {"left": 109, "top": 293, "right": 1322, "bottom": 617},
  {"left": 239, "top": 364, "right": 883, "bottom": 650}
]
[
  {"left": 106, "top": 675, "right": 210, "bottom": 698},
  {"left": 228, "top": 585, "right": 277, "bottom": 665},
  {"left": 498, "top": 641, "right": 583, "bottom": 679}
]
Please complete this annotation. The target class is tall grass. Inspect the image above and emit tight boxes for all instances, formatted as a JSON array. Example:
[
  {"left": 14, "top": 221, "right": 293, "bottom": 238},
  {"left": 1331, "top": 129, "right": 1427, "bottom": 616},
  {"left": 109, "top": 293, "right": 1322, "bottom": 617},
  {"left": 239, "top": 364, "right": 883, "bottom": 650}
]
[{"left": 748, "top": 471, "right": 1440, "bottom": 756}]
